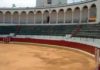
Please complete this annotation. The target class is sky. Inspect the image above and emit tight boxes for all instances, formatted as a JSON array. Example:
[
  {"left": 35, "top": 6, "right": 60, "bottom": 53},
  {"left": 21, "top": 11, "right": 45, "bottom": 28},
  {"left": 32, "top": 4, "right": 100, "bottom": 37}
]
[
  {"left": 0, "top": 0, "right": 36, "bottom": 7},
  {"left": 0, "top": 0, "right": 82, "bottom": 8}
]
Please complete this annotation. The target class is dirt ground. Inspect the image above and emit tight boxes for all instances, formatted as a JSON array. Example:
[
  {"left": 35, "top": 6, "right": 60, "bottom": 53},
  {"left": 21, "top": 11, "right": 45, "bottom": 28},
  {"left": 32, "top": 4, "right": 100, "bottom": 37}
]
[{"left": 0, "top": 42, "right": 96, "bottom": 70}]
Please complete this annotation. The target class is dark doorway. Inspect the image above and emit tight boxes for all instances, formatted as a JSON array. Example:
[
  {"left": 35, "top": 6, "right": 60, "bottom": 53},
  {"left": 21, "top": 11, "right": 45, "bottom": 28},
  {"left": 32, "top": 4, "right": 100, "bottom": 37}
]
[{"left": 47, "top": 16, "right": 50, "bottom": 23}]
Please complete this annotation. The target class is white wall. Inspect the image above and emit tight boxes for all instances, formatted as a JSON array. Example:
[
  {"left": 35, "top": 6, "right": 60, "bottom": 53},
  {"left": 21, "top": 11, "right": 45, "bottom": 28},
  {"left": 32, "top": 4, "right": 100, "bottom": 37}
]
[
  {"left": 36, "top": 0, "right": 67, "bottom": 7},
  {"left": 36, "top": 0, "right": 44, "bottom": 7}
]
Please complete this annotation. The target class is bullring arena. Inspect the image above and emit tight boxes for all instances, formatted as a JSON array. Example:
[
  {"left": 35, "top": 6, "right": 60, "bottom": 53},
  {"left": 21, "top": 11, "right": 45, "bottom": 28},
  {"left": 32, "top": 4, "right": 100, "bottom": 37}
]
[
  {"left": 0, "top": 40, "right": 96, "bottom": 70},
  {"left": 0, "top": 0, "right": 100, "bottom": 70}
]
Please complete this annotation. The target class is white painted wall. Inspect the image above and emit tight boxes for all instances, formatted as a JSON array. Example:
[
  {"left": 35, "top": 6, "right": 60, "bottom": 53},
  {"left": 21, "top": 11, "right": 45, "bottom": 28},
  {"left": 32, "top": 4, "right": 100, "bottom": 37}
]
[
  {"left": 36, "top": 0, "right": 67, "bottom": 7},
  {"left": 96, "top": 0, "right": 100, "bottom": 23}
]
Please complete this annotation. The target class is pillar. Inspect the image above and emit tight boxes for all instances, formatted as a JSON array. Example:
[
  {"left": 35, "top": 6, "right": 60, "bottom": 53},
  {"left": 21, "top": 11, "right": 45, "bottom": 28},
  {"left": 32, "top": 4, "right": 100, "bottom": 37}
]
[
  {"left": 96, "top": 0, "right": 100, "bottom": 23},
  {"left": 64, "top": 12, "right": 66, "bottom": 24},
  {"left": 95, "top": 48, "right": 100, "bottom": 70},
  {"left": 79, "top": 10, "right": 82, "bottom": 24},
  {"left": 72, "top": 11, "right": 74, "bottom": 23},
  {"left": 26, "top": 13, "right": 28, "bottom": 24},
  {"left": 34, "top": 12, "right": 36, "bottom": 24},
  {"left": 11, "top": 14, "right": 13, "bottom": 24},
  {"left": 49, "top": 12, "right": 51, "bottom": 24},
  {"left": 56, "top": 11, "right": 58, "bottom": 24},
  {"left": 87, "top": 9, "right": 90, "bottom": 23},
  {"left": 18, "top": 14, "right": 20, "bottom": 25},
  {"left": 42, "top": 13, "right": 43, "bottom": 24}
]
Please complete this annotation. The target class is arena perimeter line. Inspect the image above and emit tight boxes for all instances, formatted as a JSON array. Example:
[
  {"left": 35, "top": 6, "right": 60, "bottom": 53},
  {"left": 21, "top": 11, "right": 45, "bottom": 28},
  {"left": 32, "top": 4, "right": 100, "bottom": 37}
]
[{"left": 0, "top": 41, "right": 94, "bottom": 59}]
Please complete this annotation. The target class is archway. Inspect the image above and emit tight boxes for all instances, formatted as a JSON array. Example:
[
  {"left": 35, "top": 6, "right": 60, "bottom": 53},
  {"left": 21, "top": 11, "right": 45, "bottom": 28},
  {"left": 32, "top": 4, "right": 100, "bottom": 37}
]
[
  {"left": 13, "top": 11, "right": 19, "bottom": 24},
  {"left": 58, "top": 9, "right": 64, "bottom": 23},
  {"left": 82, "top": 6, "right": 88, "bottom": 23},
  {"left": 43, "top": 10, "right": 49, "bottom": 24},
  {"left": 20, "top": 11, "right": 27, "bottom": 24},
  {"left": 89, "top": 4, "right": 97, "bottom": 22},
  {"left": 28, "top": 11, "right": 34, "bottom": 24},
  {"left": 5, "top": 11, "right": 11, "bottom": 24},
  {"left": 50, "top": 10, "right": 57, "bottom": 24},
  {"left": 36, "top": 11, "right": 42, "bottom": 24},
  {"left": 65, "top": 8, "right": 72, "bottom": 23},
  {"left": 73, "top": 7, "right": 80, "bottom": 23}
]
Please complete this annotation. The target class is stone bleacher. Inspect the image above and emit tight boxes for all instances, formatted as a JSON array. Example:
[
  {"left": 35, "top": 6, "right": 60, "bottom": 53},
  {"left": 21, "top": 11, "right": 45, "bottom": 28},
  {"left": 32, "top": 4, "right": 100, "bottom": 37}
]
[
  {"left": 72, "top": 24, "right": 100, "bottom": 38},
  {"left": 0, "top": 24, "right": 100, "bottom": 38},
  {"left": 0, "top": 25, "right": 77, "bottom": 36}
]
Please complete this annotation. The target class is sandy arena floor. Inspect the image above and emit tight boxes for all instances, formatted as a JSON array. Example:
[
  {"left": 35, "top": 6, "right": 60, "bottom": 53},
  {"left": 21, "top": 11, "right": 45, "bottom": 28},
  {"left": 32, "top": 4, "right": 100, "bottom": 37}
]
[{"left": 0, "top": 42, "right": 96, "bottom": 70}]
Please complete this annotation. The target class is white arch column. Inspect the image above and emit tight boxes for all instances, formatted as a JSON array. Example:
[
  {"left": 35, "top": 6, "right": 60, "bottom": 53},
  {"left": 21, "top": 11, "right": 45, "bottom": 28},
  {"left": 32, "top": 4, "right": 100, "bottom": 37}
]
[
  {"left": 18, "top": 14, "right": 21, "bottom": 25},
  {"left": 80, "top": 9, "right": 82, "bottom": 24},
  {"left": 88, "top": 9, "right": 90, "bottom": 23},
  {"left": 96, "top": 0, "right": 100, "bottom": 23},
  {"left": 42, "top": 12, "right": 44, "bottom": 24},
  {"left": 25, "top": 13, "right": 27, "bottom": 24},
  {"left": 26, "top": 12, "right": 28, "bottom": 24},
  {"left": 34, "top": 12, "right": 36, "bottom": 24},
  {"left": 49, "top": 11, "right": 51, "bottom": 24},
  {"left": 72, "top": 11, "right": 74, "bottom": 23},
  {"left": 64, "top": 11, "right": 66, "bottom": 24},
  {"left": 95, "top": 48, "right": 100, "bottom": 70},
  {"left": 56, "top": 10, "right": 58, "bottom": 24}
]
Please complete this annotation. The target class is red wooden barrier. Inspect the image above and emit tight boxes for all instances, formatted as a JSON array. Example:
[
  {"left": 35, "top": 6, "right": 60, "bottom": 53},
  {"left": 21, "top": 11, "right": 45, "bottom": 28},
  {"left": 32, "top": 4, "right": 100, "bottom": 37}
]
[{"left": 0, "top": 37, "right": 95, "bottom": 54}]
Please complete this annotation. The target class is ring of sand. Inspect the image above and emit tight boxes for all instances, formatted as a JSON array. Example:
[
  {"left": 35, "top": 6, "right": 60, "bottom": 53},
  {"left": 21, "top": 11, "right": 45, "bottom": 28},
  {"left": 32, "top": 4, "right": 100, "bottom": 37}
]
[{"left": 0, "top": 43, "right": 96, "bottom": 70}]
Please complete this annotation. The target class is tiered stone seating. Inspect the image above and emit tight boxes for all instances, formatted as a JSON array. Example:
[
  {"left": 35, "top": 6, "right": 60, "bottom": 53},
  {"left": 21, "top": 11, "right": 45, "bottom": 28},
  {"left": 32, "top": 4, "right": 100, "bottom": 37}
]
[
  {"left": 17, "top": 25, "right": 77, "bottom": 36},
  {"left": 0, "top": 26, "right": 17, "bottom": 35},
  {"left": 72, "top": 24, "right": 100, "bottom": 38},
  {"left": 1, "top": 24, "right": 100, "bottom": 38},
  {"left": 0, "top": 25, "right": 77, "bottom": 36}
]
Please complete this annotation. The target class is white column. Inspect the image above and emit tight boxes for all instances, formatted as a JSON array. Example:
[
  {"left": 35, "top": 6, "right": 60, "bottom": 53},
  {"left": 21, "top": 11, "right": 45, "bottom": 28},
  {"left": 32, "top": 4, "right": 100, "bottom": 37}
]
[
  {"left": 64, "top": 12, "right": 66, "bottom": 24},
  {"left": 96, "top": 0, "right": 100, "bottom": 23},
  {"left": 56, "top": 12, "right": 58, "bottom": 24},
  {"left": 79, "top": 10, "right": 82, "bottom": 24},
  {"left": 18, "top": 14, "right": 20, "bottom": 25},
  {"left": 72, "top": 11, "right": 74, "bottom": 23},
  {"left": 25, "top": 14, "right": 27, "bottom": 24},
  {"left": 87, "top": 9, "right": 90, "bottom": 23},
  {"left": 11, "top": 14, "right": 13, "bottom": 24},
  {"left": 34, "top": 12, "right": 36, "bottom": 24},
  {"left": 95, "top": 48, "right": 100, "bottom": 70},
  {"left": 42, "top": 13, "right": 43, "bottom": 24},
  {"left": 49, "top": 12, "right": 51, "bottom": 24},
  {"left": 26, "top": 14, "right": 28, "bottom": 24}
]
